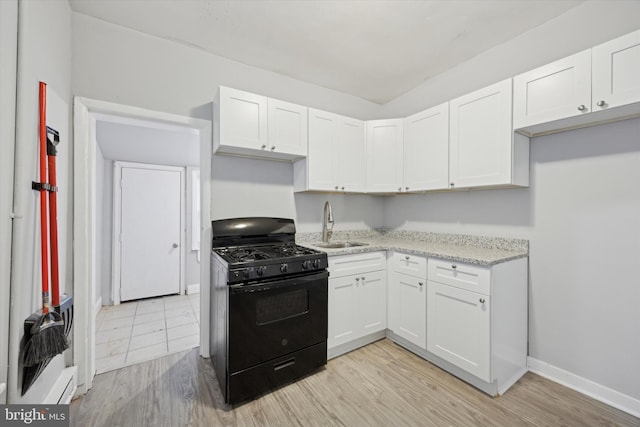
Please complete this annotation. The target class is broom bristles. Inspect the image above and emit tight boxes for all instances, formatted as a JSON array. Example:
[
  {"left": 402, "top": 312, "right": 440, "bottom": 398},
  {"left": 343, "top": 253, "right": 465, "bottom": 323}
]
[{"left": 22, "top": 319, "right": 69, "bottom": 367}]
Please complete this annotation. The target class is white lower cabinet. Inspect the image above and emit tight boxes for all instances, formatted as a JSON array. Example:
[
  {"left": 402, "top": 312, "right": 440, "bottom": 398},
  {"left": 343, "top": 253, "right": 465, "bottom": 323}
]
[
  {"left": 425, "top": 257, "right": 528, "bottom": 395},
  {"left": 427, "top": 281, "right": 491, "bottom": 381},
  {"left": 327, "top": 252, "right": 387, "bottom": 358},
  {"left": 387, "top": 252, "right": 427, "bottom": 349}
]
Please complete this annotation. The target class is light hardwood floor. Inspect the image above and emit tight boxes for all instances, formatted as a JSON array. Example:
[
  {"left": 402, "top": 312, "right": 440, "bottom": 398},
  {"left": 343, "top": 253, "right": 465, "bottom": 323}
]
[{"left": 70, "top": 339, "right": 639, "bottom": 427}]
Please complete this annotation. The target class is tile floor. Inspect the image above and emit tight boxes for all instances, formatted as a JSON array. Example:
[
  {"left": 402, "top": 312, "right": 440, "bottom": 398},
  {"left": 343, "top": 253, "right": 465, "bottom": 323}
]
[{"left": 95, "top": 293, "right": 200, "bottom": 374}]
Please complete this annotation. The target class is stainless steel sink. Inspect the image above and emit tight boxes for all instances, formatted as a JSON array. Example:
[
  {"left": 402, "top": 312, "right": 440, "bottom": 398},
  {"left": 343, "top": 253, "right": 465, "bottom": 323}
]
[{"left": 314, "top": 241, "right": 368, "bottom": 249}]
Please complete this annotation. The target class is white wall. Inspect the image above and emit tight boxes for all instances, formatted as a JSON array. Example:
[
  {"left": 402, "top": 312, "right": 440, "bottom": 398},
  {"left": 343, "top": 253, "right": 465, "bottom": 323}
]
[
  {"left": 72, "top": 13, "right": 385, "bottom": 234},
  {"left": 0, "top": 0, "right": 18, "bottom": 404},
  {"left": 8, "top": 0, "right": 72, "bottom": 403}
]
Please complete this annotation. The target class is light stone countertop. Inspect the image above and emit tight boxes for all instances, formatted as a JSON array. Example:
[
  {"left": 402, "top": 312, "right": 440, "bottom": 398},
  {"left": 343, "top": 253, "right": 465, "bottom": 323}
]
[{"left": 297, "top": 229, "right": 528, "bottom": 266}]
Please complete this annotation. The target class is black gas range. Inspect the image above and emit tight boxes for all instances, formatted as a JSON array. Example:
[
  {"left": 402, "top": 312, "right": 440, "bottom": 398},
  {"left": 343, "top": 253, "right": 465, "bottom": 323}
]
[{"left": 210, "top": 217, "right": 328, "bottom": 404}]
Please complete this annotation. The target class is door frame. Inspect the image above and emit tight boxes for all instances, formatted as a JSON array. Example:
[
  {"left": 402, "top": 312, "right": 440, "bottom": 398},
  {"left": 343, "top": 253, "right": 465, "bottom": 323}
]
[
  {"left": 73, "top": 97, "right": 212, "bottom": 396},
  {"left": 112, "top": 161, "right": 186, "bottom": 305}
]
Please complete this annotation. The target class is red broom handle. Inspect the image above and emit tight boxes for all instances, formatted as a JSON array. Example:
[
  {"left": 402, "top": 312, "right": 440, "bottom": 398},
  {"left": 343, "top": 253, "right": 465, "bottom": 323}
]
[
  {"left": 48, "top": 152, "right": 60, "bottom": 307},
  {"left": 38, "top": 82, "right": 50, "bottom": 314}
]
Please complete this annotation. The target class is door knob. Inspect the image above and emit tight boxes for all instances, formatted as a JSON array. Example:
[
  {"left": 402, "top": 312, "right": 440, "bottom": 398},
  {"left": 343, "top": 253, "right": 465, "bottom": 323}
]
[{"left": 172, "top": 243, "right": 179, "bottom": 248}]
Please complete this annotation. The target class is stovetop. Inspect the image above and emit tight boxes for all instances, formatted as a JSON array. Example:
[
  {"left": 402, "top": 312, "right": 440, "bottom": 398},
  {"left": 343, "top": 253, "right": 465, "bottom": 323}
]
[
  {"left": 214, "top": 243, "right": 320, "bottom": 264},
  {"left": 213, "top": 242, "right": 328, "bottom": 284}
]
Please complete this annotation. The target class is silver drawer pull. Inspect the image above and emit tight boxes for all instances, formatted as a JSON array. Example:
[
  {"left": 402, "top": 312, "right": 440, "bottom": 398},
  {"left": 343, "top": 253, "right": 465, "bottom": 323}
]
[
  {"left": 405, "top": 256, "right": 410, "bottom": 260},
  {"left": 479, "top": 298, "right": 485, "bottom": 304},
  {"left": 355, "top": 277, "right": 360, "bottom": 282},
  {"left": 451, "top": 264, "right": 457, "bottom": 269},
  {"left": 418, "top": 282, "right": 424, "bottom": 286}
]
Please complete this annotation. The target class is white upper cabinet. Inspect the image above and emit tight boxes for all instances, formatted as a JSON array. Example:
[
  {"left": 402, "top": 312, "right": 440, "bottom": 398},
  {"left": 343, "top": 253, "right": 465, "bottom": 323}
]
[
  {"left": 514, "top": 29, "right": 640, "bottom": 136},
  {"left": 449, "top": 79, "right": 529, "bottom": 189},
  {"left": 513, "top": 50, "right": 592, "bottom": 129},
  {"left": 294, "top": 108, "right": 365, "bottom": 193},
  {"left": 403, "top": 103, "right": 450, "bottom": 192},
  {"left": 366, "top": 119, "right": 404, "bottom": 193},
  {"left": 215, "top": 86, "right": 307, "bottom": 160},
  {"left": 267, "top": 98, "right": 308, "bottom": 157},
  {"left": 592, "top": 29, "right": 640, "bottom": 110}
]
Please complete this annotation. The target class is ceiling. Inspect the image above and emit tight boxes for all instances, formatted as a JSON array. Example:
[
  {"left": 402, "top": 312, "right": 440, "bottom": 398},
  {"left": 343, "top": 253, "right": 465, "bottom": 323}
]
[{"left": 69, "top": 0, "right": 584, "bottom": 104}]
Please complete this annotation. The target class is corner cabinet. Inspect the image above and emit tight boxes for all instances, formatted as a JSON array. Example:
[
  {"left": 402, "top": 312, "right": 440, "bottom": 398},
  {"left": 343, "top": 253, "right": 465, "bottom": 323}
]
[
  {"left": 366, "top": 119, "right": 404, "bottom": 193},
  {"left": 403, "top": 103, "right": 450, "bottom": 192},
  {"left": 327, "top": 252, "right": 387, "bottom": 358},
  {"left": 387, "top": 252, "right": 428, "bottom": 349},
  {"left": 426, "top": 258, "right": 528, "bottom": 395},
  {"left": 449, "top": 79, "right": 529, "bottom": 190},
  {"left": 294, "top": 109, "right": 366, "bottom": 193},
  {"left": 214, "top": 86, "right": 308, "bottom": 161}
]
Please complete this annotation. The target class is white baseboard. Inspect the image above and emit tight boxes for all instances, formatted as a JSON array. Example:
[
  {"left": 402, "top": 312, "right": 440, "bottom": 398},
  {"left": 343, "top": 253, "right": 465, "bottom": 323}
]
[
  {"left": 44, "top": 366, "right": 77, "bottom": 404},
  {"left": 93, "top": 297, "right": 102, "bottom": 318},
  {"left": 527, "top": 357, "right": 640, "bottom": 418},
  {"left": 0, "top": 382, "right": 6, "bottom": 403},
  {"left": 187, "top": 283, "right": 200, "bottom": 295}
]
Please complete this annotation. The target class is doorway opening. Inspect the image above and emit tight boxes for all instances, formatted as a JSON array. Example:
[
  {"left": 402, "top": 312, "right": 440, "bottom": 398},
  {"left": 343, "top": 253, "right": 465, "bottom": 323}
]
[{"left": 73, "top": 98, "right": 211, "bottom": 393}]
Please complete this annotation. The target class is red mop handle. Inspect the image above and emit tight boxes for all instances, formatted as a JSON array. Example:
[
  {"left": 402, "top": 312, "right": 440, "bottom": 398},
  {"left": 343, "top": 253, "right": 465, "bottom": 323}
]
[
  {"left": 38, "top": 82, "right": 50, "bottom": 313},
  {"left": 48, "top": 137, "right": 60, "bottom": 307}
]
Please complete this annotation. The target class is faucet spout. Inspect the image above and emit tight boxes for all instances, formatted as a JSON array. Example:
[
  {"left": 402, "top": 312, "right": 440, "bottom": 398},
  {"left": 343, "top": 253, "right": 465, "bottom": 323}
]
[{"left": 322, "top": 201, "right": 334, "bottom": 243}]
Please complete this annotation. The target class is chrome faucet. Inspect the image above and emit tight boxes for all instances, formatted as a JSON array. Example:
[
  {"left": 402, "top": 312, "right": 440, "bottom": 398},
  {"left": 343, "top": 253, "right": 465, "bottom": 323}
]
[{"left": 322, "top": 201, "right": 334, "bottom": 243}]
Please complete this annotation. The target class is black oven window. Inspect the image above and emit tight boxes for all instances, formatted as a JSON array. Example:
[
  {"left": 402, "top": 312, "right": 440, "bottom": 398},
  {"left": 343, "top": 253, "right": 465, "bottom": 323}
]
[{"left": 256, "top": 289, "right": 309, "bottom": 325}]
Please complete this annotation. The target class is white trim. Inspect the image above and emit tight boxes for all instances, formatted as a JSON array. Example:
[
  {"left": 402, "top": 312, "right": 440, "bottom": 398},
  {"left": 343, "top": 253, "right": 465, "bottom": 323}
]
[
  {"left": 93, "top": 297, "right": 102, "bottom": 318},
  {"left": 187, "top": 283, "right": 200, "bottom": 295},
  {"left": 45, "top": 366, "right": 77, "bottom": 404},
  {"left": 112, "top": 161, "right": 186, "bottom": 303},
  {"left": 73, "top": 97, "right": 212, "bottom": 396},
  {"left": 527, "top": 357, "right": 640, "bottom": 418}
]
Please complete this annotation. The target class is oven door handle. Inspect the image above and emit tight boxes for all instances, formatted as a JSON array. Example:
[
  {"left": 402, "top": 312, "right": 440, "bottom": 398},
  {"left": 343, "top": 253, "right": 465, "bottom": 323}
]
[{"left": 229, "top": 270, "right": 329, "bottom": 294}]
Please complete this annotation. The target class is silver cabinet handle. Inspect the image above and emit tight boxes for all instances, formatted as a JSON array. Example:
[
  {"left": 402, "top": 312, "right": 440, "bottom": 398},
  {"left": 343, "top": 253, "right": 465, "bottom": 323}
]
[
  {"left": 405, "top": 187, "right": 409, "bottom": 191},
  {"left": 451, "top": 264, "right": 457, "bottom": 269},
  {"left": 418, "top": 282, "right": 424, "bottom": 286},
  {"left": 479, "top": 298, "right": 485, "bottom": 304},
  {"left": 597, "top": 100, "right": 606, "bottom": 107},
  {"left": 335, "top": 185, "right": 339, "bottom": 190},
  {"left": 405, "top": 255, "right": 410, "bottom": 260},
  {"left": 450, "top": 182, "right": 455, "bottom": 187},
  {"left": 355, "top": 277, "right": 360, "bottom": 282},
  {"left": 261, "top": 144, "right": 267, "bottom": 149},
  {"left": 577, "top": 105, "right": 587, "bottom": 111},
  {"left": 361, "top": 276, "right": 365, "bottom": 281},
  {"left": 398, "top": 187, "right": 402, "bottom": 191},
  {"left": 341, "top": 186, "right": 345, "bottom": 191},
  {"left": 172, "top": 243, "right": 179, "bottom": 248},
  {"left": 271, "top": 146, "right": 276, "bottom": 150}
]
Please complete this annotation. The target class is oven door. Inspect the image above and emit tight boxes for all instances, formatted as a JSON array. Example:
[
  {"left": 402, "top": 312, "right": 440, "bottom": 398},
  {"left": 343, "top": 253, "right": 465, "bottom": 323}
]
[{"left": 228, "top": 270, "right": 328, "bottom": 373}]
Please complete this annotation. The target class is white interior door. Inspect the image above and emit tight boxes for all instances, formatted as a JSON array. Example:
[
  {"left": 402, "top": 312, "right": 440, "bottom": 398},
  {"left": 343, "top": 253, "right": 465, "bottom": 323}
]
[{"left": 119, "top": 163, "right": 183, "bottom": 301}]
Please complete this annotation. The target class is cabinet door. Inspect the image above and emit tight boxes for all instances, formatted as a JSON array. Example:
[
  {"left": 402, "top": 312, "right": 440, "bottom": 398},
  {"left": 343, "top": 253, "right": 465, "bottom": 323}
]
[
  {"left": 219, "top": 86, "right": 268, "bottom": 150},
  {"left": 449, "top": 79, "right": 512, "bottom": 189},
  {"left": 427, "top": 281, "right": 491, "bottom": 381},
  {"left": 336, "top": 117, "right": 366, "bottom": 192},
  {"left": 389, "top": 272, "right": 426, "bottom": 349},
  {"left": 403, "top": 103, "right": 450, "bottom": 191},
  {"left": 328, "top": 276, "right": 357, "bottom": 349},
  {"left": 366, "top": 119, "right": 404, "bottom": 193},
  {"left": 268, "top": 98, "right": 308, "bottom": 157},
  {"left": 513, "top": 50, "right": 591, "bottom": 129},
  {"left": 307, "top": 108, "right": 337, "bottom": 191},
  {"left": 593, "top": 29, "right": 640, "bottom": 110},
  {"left": 358, "top": 270, "right": 386, "bottom": 336}
]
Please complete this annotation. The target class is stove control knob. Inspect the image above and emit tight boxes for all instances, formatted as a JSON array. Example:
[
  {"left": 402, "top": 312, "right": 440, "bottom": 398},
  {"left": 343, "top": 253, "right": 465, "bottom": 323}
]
[
  {"left": 256, "top": 266, "right": 264, "bottom": 277},
  {"left": 242, "top": 269, "right": 251, "bottom": 279},
  {"left": 312, "top": 259, "right": 320, "bottom": 269},
  {"left": 302, "top": 260, "right": 311, "bottom": 270},
  {"left": 280, "top": 263, "right": 288, "bottom": 273}
]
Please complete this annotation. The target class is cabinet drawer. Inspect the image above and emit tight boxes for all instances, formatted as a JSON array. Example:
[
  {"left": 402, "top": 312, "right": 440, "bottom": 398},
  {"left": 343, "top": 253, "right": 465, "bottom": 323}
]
[
  {"left": 328, "top": 251, "right": 386, "bottom": 278},
  {"left": 427, "top": 259, "right": 491, "bottom": 295},
  {"left": 391, "top": 252, "right": 427, "bottom": 279}
]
